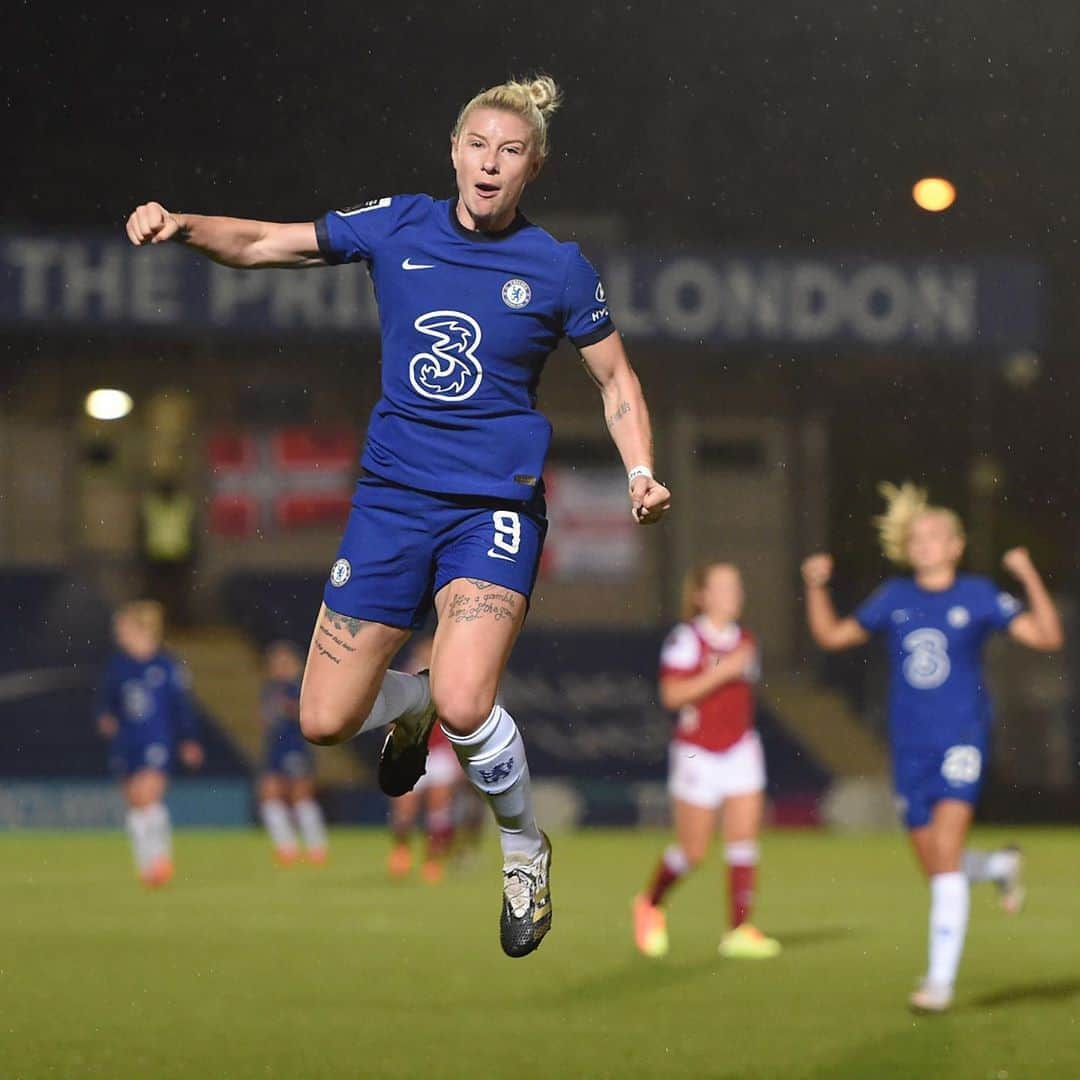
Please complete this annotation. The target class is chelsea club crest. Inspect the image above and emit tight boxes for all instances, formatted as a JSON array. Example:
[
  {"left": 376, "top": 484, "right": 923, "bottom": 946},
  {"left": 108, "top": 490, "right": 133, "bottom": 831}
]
[
  {"left": 501, "top": 279, "right": 531, "bottom": 309},
  {"left": 329, "top": 558, "right": 352, "bottom": 587}
]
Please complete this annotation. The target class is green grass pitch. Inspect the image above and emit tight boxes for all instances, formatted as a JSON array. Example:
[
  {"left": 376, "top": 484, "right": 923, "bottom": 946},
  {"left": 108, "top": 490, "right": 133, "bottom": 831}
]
[{"left": 2, "top": 827, "right": 1078, "bottom": 1078}]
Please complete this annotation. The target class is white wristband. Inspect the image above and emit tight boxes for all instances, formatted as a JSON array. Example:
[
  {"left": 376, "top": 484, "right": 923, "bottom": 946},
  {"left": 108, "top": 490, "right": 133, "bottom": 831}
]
[{"left": 627, "top": 465, "right": 653, "bottom": 492}]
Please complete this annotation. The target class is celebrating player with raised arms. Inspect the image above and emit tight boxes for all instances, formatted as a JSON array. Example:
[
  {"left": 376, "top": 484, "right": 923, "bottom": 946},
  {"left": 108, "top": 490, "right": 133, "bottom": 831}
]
[
  {"left": 634, "top": 563, "right": 780, "bottom": 961},
  {"left": 126, "top": 75, "right": 670, "bottom": 956},
  {"left": 802, "top": 483, "right": 1063, "bottom": 1012},
  {"left": 95, "top": 601, "right": 203, "bottom": 888}
]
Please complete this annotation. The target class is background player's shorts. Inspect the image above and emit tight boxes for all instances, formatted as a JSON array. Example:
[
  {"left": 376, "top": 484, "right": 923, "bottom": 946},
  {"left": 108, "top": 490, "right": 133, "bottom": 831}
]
[
  {"left": 265, "top": 722, "right": 315, "bottom": 779},
  {"left": 109, "top": 734, "right": 172, "bottom": 777},
  {"left": 893, "top": 742, "right": 986, "bottom": 829},
  {"left": 413, "top": 745, "right": 463, "bottom": 793},
  {"left": 324, "top": 472, "right": 548, "bottom": 629},
  {"left": 667, "top": 731, "right": 766, "bottom": 809}
]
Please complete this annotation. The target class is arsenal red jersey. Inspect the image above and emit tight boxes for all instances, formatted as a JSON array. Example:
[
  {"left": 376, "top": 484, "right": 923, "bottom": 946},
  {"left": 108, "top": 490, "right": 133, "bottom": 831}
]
[
  {"left": 659, "top": 617, "right": 759, "bottom": 753},
  {"left": 429, "top": 718, "right": 451, "bottom": 751}
]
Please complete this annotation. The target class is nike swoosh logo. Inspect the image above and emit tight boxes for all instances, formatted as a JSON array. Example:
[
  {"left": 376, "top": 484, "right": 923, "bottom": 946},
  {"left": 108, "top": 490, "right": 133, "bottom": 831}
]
[
  {"left": 402, "top": 258, "right": 435, "bottom": 270},
  {"left": 486, "top": 549, "right": 516, "bottom": 562}
]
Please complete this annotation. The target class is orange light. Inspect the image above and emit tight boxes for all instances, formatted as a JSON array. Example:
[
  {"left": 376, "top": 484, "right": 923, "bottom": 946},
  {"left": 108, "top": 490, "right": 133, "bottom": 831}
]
[{"left": 913, "top": 177, "right": 956, "bottom": 213}]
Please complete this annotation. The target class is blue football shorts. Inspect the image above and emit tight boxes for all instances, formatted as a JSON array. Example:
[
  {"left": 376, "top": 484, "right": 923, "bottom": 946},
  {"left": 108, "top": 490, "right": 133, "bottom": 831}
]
[
  {"left": 892, "top": 740, "right": 987, "bottom": 829},
  {"left": 322, "top": 472, "right": 548, "bottom": 629},
  {"left": 109, "top": 731, "right": 172, "bottom": 777},
  {"left": 265, "top": 722, "right": 315, "bottom": 778}
]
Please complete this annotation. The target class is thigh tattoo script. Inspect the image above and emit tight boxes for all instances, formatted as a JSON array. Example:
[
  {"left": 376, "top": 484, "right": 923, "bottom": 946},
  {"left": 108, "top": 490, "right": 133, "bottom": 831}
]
[
  {"left": 315, "top": 607, "right": 369, "bottom": 664},
  {"left": 448, "top": 580, "right": 520, "bottom": 624}
]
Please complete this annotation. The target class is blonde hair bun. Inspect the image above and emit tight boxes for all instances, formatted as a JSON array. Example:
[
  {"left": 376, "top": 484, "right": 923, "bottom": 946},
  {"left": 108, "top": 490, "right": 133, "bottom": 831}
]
[
  {"left": 452, "top": 74, "right": 562, "bottom": 162},
  {"left": 525, "top": 75, "right": 561, "bottom": 117}
]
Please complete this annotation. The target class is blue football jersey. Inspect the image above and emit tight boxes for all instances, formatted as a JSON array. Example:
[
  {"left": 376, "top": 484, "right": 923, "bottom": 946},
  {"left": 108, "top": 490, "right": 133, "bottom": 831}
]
[
  {"left": 96, "top": 650, "right": 196, "bottom": 743},
  {"left": 260, "top": 678, "right": 300, "bottom": 731},
  {"left": 315, "top": 194, "right": 615, "bottom": 501},
  {"left": 855, "top": 574, "right": 1021, "bottom": 751}
]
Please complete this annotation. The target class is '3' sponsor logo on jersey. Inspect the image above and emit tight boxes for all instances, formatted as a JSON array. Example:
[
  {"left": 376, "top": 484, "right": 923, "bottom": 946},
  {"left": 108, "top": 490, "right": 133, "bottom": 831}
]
[
  {"left": 409, "top": 311, "right": 483, "bottom": 402},
  {"left": 901, "top": 627, "right": 951, "bottom": 690}
]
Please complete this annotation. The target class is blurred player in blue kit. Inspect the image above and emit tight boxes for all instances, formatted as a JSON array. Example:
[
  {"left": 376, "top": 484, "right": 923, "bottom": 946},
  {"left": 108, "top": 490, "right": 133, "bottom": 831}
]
[
  {"left": 257, "top": 641, "right": 329, "bottom": 866},
  {"left": 95, "top": 601, "right": 203, "bottom": 888},
  {"left": 126, "top": 74, "right": 671, "bottom": 955},
  {"left": 803, "top": 483, "right": 1063, "bottom": 1012}
]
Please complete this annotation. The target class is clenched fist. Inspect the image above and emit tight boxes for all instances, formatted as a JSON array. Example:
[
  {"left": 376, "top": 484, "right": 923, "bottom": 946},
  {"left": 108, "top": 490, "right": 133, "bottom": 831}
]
[
  {"left": 126, "top": 201, "right": 181, "bottom": 246},
  {"left": 631, "top": 476, "right": 672, "bottom": 525},
  {"left": 1001, "top": 546, "right": 1036, "bottom": 582},
  {"left": 801, "top": 553, "right": 834, "bottom": 588}
]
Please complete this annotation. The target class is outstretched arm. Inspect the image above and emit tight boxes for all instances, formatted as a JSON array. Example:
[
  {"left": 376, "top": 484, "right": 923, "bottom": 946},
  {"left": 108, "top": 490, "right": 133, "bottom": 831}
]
[
  {"left": 578, "top": 331, "right": 671, "bottom": 524},
  {"left": 126, "top": 201, "right": 324, "bottom": 268},
  {"left": 1002, "top": 548, "right": 1065, "bottom": 652},
  {"left": 801, "top": 554, "right": 870, "bottom": 651}
]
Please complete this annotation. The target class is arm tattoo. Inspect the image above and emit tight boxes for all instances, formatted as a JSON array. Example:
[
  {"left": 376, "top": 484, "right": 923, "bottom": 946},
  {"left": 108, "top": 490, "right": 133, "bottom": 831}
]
[
  {"left": 607, "top": 401, "right": 631, "bottom": 427},
  {"left": 466, "top": 578, "right": 494, "bottom": 589},
  {"left": 324, "top": 608, "right": 369, "bottom": 639}
]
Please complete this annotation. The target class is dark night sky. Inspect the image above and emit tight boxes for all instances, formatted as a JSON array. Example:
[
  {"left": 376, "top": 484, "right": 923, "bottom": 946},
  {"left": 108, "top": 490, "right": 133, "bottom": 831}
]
[{"left": 8, "top": 0, "right": 1080, "bottom": 258}]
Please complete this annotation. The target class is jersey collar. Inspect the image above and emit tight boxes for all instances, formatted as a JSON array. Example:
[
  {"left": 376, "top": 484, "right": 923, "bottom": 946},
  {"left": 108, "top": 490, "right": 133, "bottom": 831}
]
[
  {"left": 693, "top": 615, "right": 741, "bottom": 651},
  {"left": 447, "top": 197, "right": 530, "bottom": 242}
]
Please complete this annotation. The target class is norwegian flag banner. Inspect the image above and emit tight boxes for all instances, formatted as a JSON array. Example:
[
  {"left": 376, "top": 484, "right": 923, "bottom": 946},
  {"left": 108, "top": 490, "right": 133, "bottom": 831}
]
[{"left": 207, "top": 428, "right": 358, "bottom": 537}]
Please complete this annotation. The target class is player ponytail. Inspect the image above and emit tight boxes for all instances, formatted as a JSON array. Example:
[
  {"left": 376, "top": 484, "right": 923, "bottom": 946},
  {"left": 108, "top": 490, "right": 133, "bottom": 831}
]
[
  {"left": 452, "top": 74, "right": 562, "bottom": 163},
  {"left": 874, "top": 482, "right": 965, "bottom": 567}
]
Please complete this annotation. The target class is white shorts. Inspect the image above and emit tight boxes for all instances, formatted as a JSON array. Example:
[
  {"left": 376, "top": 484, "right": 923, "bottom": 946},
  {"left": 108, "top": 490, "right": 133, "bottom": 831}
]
[
  {"left": 413, "top": 745, "right": 463, "bottom": 793},
  {"left": 667, "top": 731, "right": 766, "bottom": 809}
]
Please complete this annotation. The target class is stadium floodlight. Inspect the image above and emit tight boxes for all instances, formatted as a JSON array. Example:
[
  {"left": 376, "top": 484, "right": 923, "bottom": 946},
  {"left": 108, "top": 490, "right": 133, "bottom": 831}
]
[
  {"left": 912, "top": 177, "right": 956, "bottom": 212},
  {"left": 85, "top": 388, "right": 134, "bottom": 421}
]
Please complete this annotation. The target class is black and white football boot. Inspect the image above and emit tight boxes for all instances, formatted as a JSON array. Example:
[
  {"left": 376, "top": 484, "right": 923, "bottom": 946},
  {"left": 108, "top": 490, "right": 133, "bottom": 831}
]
[
  {"left": 500, "top": 831, "right": 552, "bottom": 958},
  {"left": 377, "top": 671, "right": 438, "bottom": 797}
]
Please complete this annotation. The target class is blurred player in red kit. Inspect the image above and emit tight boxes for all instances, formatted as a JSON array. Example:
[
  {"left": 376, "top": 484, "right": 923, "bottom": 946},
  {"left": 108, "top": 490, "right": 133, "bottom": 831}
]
[{"left": 634, "top": 563, "right": 780, "bottom": 959}]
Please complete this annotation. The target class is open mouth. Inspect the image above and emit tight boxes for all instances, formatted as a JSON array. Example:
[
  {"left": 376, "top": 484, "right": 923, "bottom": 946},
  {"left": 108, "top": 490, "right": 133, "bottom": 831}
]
[{"left": 475, "top": 182, "right": 500, "bottom": 199}]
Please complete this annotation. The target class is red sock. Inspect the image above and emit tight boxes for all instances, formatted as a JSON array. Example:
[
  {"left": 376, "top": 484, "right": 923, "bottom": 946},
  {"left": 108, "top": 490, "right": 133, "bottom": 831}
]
[
  {"left": 729, "top": 862, "right": 755, "bottom": 928},
  {"left": 647, "top": 846, "right": 689, "bottom": 906},
  {"left": 426, "top": 821, "right": 454, "bottom": 860}
]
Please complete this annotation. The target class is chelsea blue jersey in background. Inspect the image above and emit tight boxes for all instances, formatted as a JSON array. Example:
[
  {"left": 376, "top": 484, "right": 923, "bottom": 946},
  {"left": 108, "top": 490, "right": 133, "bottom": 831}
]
[
  {"left": 855, "top": 574, "right": 1021, "bottom": 753},
  {"left": 96, "top": 651, "right": 197, "bottom": 773},
  {"left": 316, "top": 194, "right": 615, "bottom": 502},
  {"left": 261, "top": 678, "right": 312, "bottom": 777}
]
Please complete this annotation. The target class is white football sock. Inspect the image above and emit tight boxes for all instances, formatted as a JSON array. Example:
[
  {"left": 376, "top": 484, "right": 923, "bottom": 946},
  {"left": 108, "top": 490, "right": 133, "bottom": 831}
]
[
  {"left": 125, "top": 807, "right": 155, "bottom": 872},
  {"left": 294, "top": 798, "right": 328, "bottom": 852},
  {"left": 964, "top": 847, "right": 1018, "bottom": 885},
  {"left": 663, "top": 844, "right": 690, "bottom": 876},
  {"left": 725, "top": 840, "right": 760, "bottom": 867},
  {"left": 443, "top": 705, "right": 544, "bottom": 861},
  {"left": 144, "top": 802, "right": 172, "bottom": 862},
  {"left": 260, "top": 798, "right": 299, "bottom": 852},
  {"left": 357, "top": 670, "right": 430, "bottom": 736},
  {"left": 927, "top": 871, "right": 970, "bottom": 989}
]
